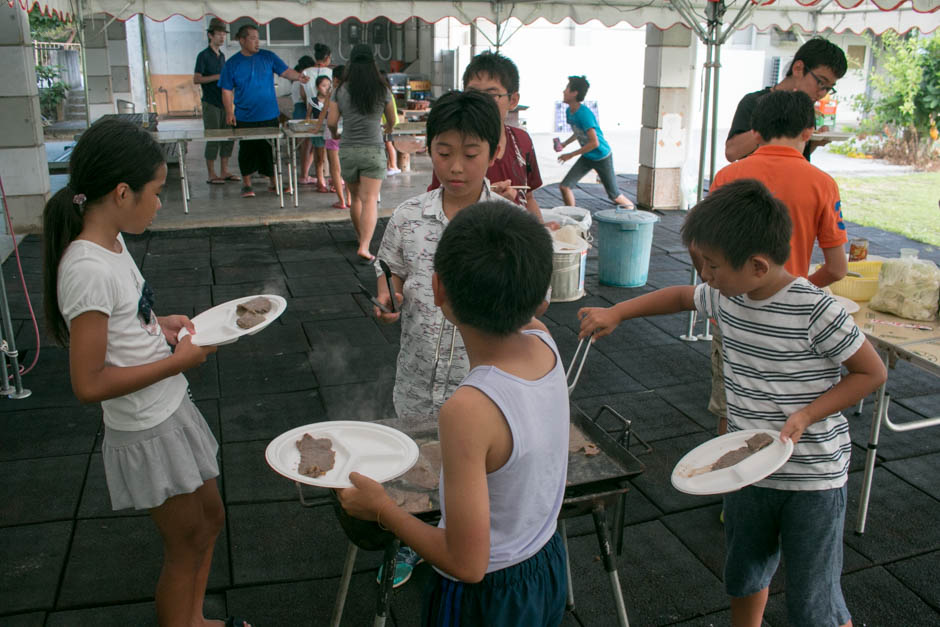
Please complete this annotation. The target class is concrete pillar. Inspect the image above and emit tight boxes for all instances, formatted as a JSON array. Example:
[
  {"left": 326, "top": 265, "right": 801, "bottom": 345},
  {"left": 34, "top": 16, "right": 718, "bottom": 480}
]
[
  {"left": 83, "top": 14, "right": 115, "bottom": 120},
  {"left": 106, "top": 19, "right": 132, "bottom": 112},
  {"left": 0, "top": 4, "right": 50, "bottom": 233},
  {"left": 637, "top": 25, "right": 694, "bottom": 211}
]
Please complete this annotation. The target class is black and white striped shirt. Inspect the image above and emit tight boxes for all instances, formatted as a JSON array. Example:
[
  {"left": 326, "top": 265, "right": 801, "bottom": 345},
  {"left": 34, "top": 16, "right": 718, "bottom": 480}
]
[{"left": 695, "top": 278, "right": 865, "bottom": 490}]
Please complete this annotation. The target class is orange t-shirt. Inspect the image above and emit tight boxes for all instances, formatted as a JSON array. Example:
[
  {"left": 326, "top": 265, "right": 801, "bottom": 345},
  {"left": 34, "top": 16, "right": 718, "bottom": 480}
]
[{"left": 711, "top": 145, "right": 846, "bottom": 278}]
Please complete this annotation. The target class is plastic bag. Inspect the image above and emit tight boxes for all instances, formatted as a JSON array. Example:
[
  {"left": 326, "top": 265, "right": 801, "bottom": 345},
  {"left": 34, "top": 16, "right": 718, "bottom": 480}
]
[
  {"left": 541, "top": 206, "right": 592, "bottom": 234},
  {"left": 869, "top": 258, "right": 940, "bottom": 321}
]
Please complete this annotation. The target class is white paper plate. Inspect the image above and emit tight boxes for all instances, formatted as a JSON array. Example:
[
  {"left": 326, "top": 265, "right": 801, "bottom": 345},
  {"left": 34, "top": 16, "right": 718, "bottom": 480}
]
[
  {"left": 178, "top": 294, "right": 286, "bottom": 346},
  {"left": 671, "top": 429, "right": 794, "bottom": 495},
  {"left": 812, "top": 131, "right": 852, "bottom": 141},
  {"left": 832, "top": 294, "right": 860, "bottom": 314},
  {"left": 265, "top": 421, "right": 420, "bottom": 489}
]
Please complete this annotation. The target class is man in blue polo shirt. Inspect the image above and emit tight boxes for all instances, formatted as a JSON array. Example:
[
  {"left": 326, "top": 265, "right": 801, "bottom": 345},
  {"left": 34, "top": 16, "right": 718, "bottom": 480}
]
[
  {"left": 219, "top": 23, "right": 308, "bottom": 197},
  {"left": 557, "top": 75, "right": 634, "bottom": 209},
  {"left": 193, "top": 17, "right": 237, "bottom": 185}
]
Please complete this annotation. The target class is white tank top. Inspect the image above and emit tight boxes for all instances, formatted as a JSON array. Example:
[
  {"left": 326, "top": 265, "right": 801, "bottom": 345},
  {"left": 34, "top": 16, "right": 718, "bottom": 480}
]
[{"left": 437, "top": 329, "right": 569, "bottom": 576}]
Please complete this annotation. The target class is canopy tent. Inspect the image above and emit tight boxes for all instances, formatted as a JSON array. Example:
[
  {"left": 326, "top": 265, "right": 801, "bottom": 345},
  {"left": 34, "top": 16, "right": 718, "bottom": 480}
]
[{"left": 14, "top": 0, "right": 940, "bottom": 35}]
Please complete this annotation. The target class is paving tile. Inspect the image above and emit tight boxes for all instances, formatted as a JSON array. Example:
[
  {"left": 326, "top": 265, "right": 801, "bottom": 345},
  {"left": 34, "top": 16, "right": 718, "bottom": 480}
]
[
  {"left": 0, "top": 348, "right": 81, "bottom": 413},
  {"left": 281, "top": 258, "right": 356, "bottom": 278},
  {"left": 141, "top": 250, "right": 211, "bottom": 273},
  {"left": 844, "top": 468, "right": 940, "bottom": 563},
  {"left": 629, "top": 432, "right": 723, "bottom": 514},
  {"left": 646, "top": 269, "right": 695, "bottom": 289},
  {"left": 222, "top": 321, "right": 310, "bottom": 358},
  {"left": 225, "top": 573, "right": 391, "bottom": 627},
  {"left": 544, "top": 294, "right": 610, "bottom": 328},
  {"left": 655, "top": 380, "right": 717, "bottom": 432},
  {"left": 606, "top": 343, "right": 711, "bottom": 389},
  {"left": 884, "top": 359, "right": 940, "bottom": 399},
  {"left": 763, "top": 565, "right": 940, "bottom": 627},
  {"left": 0, "top": 405, "right": 100, "bottom": 460},
  {"left": 186, "top": 353, "right": 220, "bottom": 400},
  {"left": 46, "top": 594, "right": 226, "bottom": 627},
  {"left": 895, "top": 392, "right": 940, "bottom": 419},
  {"left": 848, "top": 400, "right": 940, "bottom": 461},
  {"left": 220, "top": 389, "right": 327, "bottom": 443},
  {"left": 151, "top": 284, "right": 212, "bottom": 318},
  {"left": 228, "top": 501, "right": 369, "bottom": 585},
  {"left": 210, "top": 229, "right": 273, "bottom": 251},
  {"left": 211, "top": 248, "right": 280, "bottom": 267},
  {"left": 286, "top": 272, "right": 359, "bottom": 297},
  {"left": 0, "top": 455, "right": 87, "bottom": 526},
  {"left": 647, "top": 311, "right": 705, "bottom": 339},
  {"left": 884, "top": 550, "right": 940, "bottom": 611},
  {"left": 0, "top": 521, "right": 72, "bottom": 614},
  {"left": 269, "top": 224, "right": 333, "bottom": 248},
  {"left": 212, "top": 279, "right": 290, "bottom": 305},
  {"left": 647, "top": 253, "right": 692, "bottom": 273},
  {"left": 303, "top": 317, "right": 389, "bottom": 348},
  {"left": 218, "top": 349, "right": 317, "bottom": 398},
  {"left": 308, "top": 344, "right": 399, "bottom": 387},
  {"left": 0, "top": 612, "right": 46, "bottom": 627},
  {"left": 884, "top": 452, "right": 940, "bottom": 501},
  {"left": 566, "top": 521, "right": 726, "bottom": 625},
  {"left": 560, "top": 485, "right": 662, "bottom": 538},
  {"left": 222, "top": 439, "right": 328, "bottom": 505},
  {"left": 319, "top": 379, "right": 398, "bottom": 422},
  {"left": 58, "top": 517, "right": 229, "bottom": 607},
  {"left": 278, "top": 294, "right": 365, "bottom": 323},
  {"left": 576, "top": 391, "right": 704, "bottom": 443},
  {"left": 146, "top": 264, "right": 213, "bottom": 288},
  {"left": 213, "top": 263, "right": 286, "bottom": 286},
  {"left": 145, "top": 236, "right": 206, "bottom": 255},
  {"left": 583, "top": 279, "right": 655, "bottom": 307},
  {"left": 275, "top": 244, "right": 346, "bottom": 263}
]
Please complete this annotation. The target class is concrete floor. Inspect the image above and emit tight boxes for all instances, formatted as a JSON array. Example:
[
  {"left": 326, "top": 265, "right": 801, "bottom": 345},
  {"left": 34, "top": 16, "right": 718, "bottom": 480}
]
[{"left": 3, "top": 153, "right": 939, "bottom": 625}]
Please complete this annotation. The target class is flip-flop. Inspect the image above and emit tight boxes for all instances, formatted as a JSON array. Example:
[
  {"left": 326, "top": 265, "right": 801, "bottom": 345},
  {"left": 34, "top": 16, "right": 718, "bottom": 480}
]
[
  {"left": 317, "top": 185, "right": 331, "bottom": 193},
  {"left": 331, "top": 201, "right": 348, "bottom": 209},
  {"left": 207, "top": 178, "right": 225, "bottom": 185},
  {"left": 222, "top": 174, "right": 241, "bottom": 182},
  {"left": 223, "top": 618, "right": 249, "bottom": 627},
  {"left": 358, "top": 254, "right": 376, "bottom": 265}
]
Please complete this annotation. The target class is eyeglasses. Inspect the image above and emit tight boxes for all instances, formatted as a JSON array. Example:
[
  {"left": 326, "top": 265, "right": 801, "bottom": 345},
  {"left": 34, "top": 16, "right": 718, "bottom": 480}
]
[
  {"left": 138, "top": 281, "right": 155, "bottom": 323},
  {"left": 807, "top": 69, "right": 837, "bottom": 95},
  {"left": 467, "top": 88, "right": 510, "bottom": 100}
]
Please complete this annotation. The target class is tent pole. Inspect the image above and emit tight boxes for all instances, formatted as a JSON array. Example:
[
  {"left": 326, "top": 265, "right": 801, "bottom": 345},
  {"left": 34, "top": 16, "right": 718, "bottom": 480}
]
[
  {"left": 75, "top": 0, "right": 91, "bottom": 126},
  {"left": 695, "top": 27, "right": 713, "bottom": 204},
  {"left": 709, "top": 39, "right": 721, "bottom": 185}
]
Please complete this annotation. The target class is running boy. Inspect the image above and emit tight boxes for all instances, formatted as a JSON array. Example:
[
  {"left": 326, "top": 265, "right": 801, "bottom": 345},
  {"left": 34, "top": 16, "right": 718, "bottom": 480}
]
[
  {"left": 579, "top": 179, "right": 885, "bottom": 627},
  {"left": 708, "top": 89, "right": 848, "bottom": 433},
  {"left": 557, "top": 75, "right": 634, "bottom": 209},
  {"left": 726, "top": 37, "right": 847, "bottom": 162},
  {"left": 340, "top": 201, "right": 568, "bottom": 626},
  {"left": 428, "top": 51, "right": 544, "bottom": 221}
]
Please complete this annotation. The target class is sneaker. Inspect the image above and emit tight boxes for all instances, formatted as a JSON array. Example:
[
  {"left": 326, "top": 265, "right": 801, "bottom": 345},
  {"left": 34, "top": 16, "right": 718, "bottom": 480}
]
[
  {"left": 376, "top": 546, "right": 424, "bottom": 588},
  {"left": 240, "top": 186, "right": 255, "bottom": 198},
  {"left": 386, "top": 167, "right": 401, "bottom": 176}
]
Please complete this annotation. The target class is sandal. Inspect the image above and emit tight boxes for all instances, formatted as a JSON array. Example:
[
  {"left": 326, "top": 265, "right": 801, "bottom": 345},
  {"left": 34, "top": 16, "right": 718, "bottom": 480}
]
[
  {"left": 207, "top": 178, "right": 225, "bottom": 185},
  {"left": 317, "top": 184, "right": 331, "bottom": 193},
  {"left": 298, "top": 177, "right": 317, "bottom": 185},
  {"left": 222, "top": 174, "right": 241, "bottom": 181},
  {"left": 331, "top": 201, "right": 348, "bottom": 209}
]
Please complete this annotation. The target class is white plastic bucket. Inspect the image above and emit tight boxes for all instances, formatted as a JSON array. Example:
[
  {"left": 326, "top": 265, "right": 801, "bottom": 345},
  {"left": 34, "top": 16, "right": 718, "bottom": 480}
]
[{"left": 550, "top": 235, "right": 589, "bottom": 302}]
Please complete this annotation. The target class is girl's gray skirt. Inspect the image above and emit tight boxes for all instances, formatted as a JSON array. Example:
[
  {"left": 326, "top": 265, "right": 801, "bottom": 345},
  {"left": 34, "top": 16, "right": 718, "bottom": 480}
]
[{"left": 102, "top": 394, "right": 220, "bottom": 511}]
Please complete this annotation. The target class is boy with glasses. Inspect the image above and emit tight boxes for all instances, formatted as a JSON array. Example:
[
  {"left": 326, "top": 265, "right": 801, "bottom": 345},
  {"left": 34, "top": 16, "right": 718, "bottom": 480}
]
[
  {"left": 428, "top": 51, "right": 544, "bottom": 221},
  {"left": 726, "top": 37, "right": 847, "bottom": 162}
]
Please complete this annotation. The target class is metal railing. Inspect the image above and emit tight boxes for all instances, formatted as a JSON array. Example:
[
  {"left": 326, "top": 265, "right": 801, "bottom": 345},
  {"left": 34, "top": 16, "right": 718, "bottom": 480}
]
[{"left": 33, "top": 41, "right": 83, "bottom": 89}]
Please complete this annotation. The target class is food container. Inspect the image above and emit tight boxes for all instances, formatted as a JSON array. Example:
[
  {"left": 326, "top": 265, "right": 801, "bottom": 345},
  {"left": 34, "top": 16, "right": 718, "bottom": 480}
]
[
  {"left": 849, "top": 237, "right": 869, "bottom": 261},
  {"left": 828, "top": 261, "right": 882, "bottom": 301}
]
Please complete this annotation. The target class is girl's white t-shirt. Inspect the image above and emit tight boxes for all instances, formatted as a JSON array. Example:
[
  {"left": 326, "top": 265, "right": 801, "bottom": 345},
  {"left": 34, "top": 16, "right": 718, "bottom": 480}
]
[
  {"left": 58, "top": 234, "right": 188, "bottom": 431},
  {"left": 301, "top": 66, "right": 332, "bottom": 107}
]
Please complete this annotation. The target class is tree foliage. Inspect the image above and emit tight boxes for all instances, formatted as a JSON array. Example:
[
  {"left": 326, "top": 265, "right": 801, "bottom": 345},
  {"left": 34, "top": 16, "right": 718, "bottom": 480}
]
[{"left": 28, "top": 6, "right": 74, "bottom": 42}]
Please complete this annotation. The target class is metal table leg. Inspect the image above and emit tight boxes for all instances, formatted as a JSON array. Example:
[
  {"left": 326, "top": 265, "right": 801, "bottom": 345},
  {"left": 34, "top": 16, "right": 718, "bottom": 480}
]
[
  {"left": 330, "top": 541, "right": 359, "bottom": 627},
  {"left": 856, "top": 379, "right": 886, "bottom": 534},
  {"left": 680, "top": 266, "right": 699, "bottom": 341},
  {"left": 560, "top": 520, "right": 576, "bottom": 612},
  {"left": 274, "top": 136, "right": 285, "bottom": 208},
  {"left": 592, "top": 503, "right": 630, "bottom": 627},
  {"left": 292, "top": 136, "right": 300, "bottom": 208},
  {"left": 374, "top": 538, "right": 401, "bottom": 627},
  {"left": 177, "top": 139, "right": 190, "bottom": 214}
]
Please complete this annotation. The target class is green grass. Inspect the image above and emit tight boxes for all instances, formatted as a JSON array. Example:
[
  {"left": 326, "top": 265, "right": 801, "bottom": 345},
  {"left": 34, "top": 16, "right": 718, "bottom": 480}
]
[{"left": 834, "top": 172, "right": 940, "bottom": 247}]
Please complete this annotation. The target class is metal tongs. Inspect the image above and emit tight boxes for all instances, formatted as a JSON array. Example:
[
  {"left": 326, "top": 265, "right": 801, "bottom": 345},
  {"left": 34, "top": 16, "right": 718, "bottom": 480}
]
[
  {"left": 566, "top": 331, "right": 594, "bottom": 396},
  {"left": 428, "top": 314, "right": 458, "bottom": 403}
]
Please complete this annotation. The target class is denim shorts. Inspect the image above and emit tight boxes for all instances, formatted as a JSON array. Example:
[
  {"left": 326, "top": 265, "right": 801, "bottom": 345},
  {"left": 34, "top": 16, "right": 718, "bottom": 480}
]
[
  {"left": 339, "top": 144, "right": 386, "bottom": 182},
  {"left": 724, "top": 485, "right": 851, "bottom": 627}
]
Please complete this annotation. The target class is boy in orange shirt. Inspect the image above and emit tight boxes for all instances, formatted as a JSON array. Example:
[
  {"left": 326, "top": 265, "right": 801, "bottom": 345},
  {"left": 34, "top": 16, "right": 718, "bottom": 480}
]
[{"left": 708, "top": 89, "right": 848, "bottom": 433}]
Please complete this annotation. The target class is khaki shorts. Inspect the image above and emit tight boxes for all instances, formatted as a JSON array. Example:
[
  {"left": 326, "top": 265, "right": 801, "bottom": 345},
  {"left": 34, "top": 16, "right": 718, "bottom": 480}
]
[
  {"left": 708, "top": 327, "right": 727, "bottom": 423},
  {"left": 339, "top": 145, "right": 386, "bottom": 183}
]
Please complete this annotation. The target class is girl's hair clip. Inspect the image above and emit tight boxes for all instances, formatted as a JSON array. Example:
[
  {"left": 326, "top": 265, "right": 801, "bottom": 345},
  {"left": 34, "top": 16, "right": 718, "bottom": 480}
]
[{"left": 72, "top": 193, "right": 87, "bottom": 207}]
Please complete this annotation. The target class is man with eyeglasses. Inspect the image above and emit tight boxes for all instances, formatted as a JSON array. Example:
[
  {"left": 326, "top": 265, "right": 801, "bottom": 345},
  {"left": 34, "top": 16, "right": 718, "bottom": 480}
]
[
  {"left": 726, "top": 37, "right": 847, "bottom": 163},
  {"left": 427, "top": 51, "right": 545, "bottom": 222}
]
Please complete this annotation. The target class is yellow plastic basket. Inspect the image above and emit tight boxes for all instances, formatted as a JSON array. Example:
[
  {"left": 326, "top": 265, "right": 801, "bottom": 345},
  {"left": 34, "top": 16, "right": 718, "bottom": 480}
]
[{"left": 828, "top": 261, "right": 882, "bottom": 301}]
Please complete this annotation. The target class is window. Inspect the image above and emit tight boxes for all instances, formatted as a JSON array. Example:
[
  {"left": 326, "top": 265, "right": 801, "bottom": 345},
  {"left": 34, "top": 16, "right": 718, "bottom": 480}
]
[
  {"left": 228, "top": 17, "right": 308, "bottom": 46},
  {"left": 846, "top": 44, "right": 866, "bottom": 71}
]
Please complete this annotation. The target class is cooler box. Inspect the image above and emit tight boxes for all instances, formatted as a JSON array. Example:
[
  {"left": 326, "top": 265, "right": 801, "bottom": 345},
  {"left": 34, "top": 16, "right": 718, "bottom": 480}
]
[{"left": 595, "top": 208, "right": 659, "bottom": 287}]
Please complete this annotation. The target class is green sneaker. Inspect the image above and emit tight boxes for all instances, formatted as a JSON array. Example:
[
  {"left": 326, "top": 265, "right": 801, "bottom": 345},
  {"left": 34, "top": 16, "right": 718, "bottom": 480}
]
[{"left": 376, "top": 546, "right": 424, "bottom": 588}]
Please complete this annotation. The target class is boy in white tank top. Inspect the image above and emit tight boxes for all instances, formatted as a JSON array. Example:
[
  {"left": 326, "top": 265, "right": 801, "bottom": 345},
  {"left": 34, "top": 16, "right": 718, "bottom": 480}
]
[{"left": 339, "top": 201, "right": 569, "bottom": 626}]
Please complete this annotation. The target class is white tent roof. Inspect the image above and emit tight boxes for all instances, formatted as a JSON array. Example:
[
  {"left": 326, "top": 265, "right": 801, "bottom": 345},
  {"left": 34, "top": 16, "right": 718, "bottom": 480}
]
[{"left": 14, "top": 0, "right": 940, "bottom": 34}]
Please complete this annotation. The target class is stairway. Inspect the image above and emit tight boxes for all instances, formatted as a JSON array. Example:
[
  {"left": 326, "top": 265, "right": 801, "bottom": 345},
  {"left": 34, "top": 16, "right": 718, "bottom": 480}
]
[{"left": 65, "top": 89, "right": 85, "bottom": 121}]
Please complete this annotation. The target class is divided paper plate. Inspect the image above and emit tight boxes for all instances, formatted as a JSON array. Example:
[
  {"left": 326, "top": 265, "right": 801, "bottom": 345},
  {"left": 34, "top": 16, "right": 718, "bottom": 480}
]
[
  {"left": 178, "top": 294, "right": 286, "bottom": 346},
  {"left": 671, "top": 429, "right": 794, "bottom": 496},
  {"left": 832, "top": 294, "right": 860, "bottom": 314},
  {"left": 265, "top": 421, "right": 420, "bottom": 489}
]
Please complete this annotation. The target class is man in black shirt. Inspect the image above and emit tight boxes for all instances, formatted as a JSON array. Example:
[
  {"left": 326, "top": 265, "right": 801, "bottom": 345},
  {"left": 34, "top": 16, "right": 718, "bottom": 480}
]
[
  {"left": 193, "top": 17, "right": 236, "bottom": 183},
  {"left": 725, "top": 38, "right": 847, "bottom": 163}
]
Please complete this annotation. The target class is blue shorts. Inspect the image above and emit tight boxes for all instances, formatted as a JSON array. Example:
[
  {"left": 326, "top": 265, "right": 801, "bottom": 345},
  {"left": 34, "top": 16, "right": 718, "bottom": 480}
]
[
  {"left": 422, "top": 531, "right": 567, "bottom": 627},
  {"left": 724, "top": 485, "right": 851, "bottom": 627}
]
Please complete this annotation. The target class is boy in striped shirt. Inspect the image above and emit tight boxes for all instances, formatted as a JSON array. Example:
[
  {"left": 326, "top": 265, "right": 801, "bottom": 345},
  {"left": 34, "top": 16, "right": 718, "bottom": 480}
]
[{"left": 578, "top": 179, "right": 885, "bottom": 627}]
